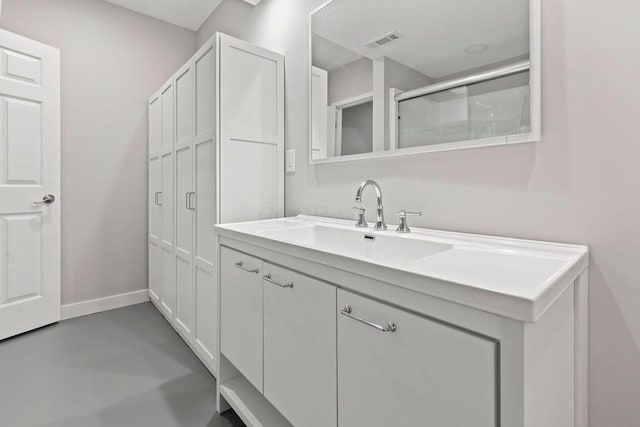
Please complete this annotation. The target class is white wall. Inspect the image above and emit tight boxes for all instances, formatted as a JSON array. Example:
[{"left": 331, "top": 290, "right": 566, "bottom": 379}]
[
  {"left": 0, "top": 0, "right": 197, "bottom": 305},
  {"left": 197, "top": 0, "right": 640, "bottom": 424},
  {"left": 327, "top": 57, "right": 372, "bottom": 104}
]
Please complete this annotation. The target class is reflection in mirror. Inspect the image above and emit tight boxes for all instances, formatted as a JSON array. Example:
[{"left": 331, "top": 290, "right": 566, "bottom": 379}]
[{"left": 310, "top": 0, "right": 539, "bottom": 162}]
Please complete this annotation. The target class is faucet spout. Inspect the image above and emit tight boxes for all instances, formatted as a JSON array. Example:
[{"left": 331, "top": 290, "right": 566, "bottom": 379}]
[{"left": 354, "top": 180, "right": 387, "bottom": 231}]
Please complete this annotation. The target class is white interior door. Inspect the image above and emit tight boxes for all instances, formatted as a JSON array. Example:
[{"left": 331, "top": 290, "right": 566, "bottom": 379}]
[{"left": 0, "top": 29, "right": 60, "bottom": 341}]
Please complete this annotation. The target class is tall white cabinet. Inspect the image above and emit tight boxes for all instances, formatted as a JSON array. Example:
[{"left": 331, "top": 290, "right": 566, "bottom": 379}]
[{"left": 148, "top": 33, "right": 284, "bottom": 376}]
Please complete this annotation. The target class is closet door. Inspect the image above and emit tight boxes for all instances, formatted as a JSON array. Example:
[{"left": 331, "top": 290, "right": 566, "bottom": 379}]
[
  {"left": 219, "top": 34, "right": 284, "bottom": 223},
  {"left": 192, "top": 41, "right": 218, "bottom": 368},
  {"left": 160, "top": 82, "right": 175, "bottom": 317},
  {"left": 148, "top": 94, "right": 162, "bottom": 303},
  {"left": 174, "top": 63, "right": 195, "bottom": 337}
]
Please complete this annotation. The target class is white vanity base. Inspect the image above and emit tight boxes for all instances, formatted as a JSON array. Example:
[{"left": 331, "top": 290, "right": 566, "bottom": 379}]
[{"left": 214, "top": 217, "right": 588, "bottom": 427}]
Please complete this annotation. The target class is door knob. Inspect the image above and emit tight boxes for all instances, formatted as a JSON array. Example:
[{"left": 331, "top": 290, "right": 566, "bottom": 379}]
[{"left": 33, "top": 194, "right": 56, "bottom": 205}]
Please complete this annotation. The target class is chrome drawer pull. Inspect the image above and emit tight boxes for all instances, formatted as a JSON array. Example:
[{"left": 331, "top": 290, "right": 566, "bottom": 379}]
[
  {"left": 341, "top": 305, "right": 396, "bottom": 332},
  {"left": 263, "top": 273, "right": 293, "bottom": 288},
  {"left": 234, "top": 261, "right": 259, "bottom": 274}
]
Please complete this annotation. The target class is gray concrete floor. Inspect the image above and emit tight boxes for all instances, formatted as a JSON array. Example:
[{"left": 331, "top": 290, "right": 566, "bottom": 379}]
[{"left": 0, "top": 303, "right": 244, "bottom": 427}]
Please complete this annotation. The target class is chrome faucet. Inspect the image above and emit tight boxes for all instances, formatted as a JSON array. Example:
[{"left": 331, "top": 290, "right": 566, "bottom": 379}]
[{"left": 355, "top": 180, "right": 387, "bottom": 231}]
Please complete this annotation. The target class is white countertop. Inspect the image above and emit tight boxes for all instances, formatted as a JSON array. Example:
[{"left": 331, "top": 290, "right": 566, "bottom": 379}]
[{"left": 215, "top": 215, "right": 589, "bottom": 322}]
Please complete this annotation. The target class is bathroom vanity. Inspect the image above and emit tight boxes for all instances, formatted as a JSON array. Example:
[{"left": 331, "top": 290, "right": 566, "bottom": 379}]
[{"left": 214, "top": 216, "right": 588, "bottom": 427}]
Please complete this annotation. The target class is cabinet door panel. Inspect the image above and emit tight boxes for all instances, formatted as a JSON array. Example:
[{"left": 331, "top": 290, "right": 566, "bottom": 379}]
[
  {"left": 161, "top": 153, "right": 173, "bottom": 245},
  {"left": 149, "top": 95, "right": 161, "bottom": 153},
  {"left": 263, "top": 264, "right": 337, "bottom": 427},
  {"left": 175, "top": 253, "right": 193, "bottom": 334},
  {"left": 148, "top": 239, "right": 162, "bottom": 302},
  {"left": 220, "top": 247, "right": 263, "bottom": 392},
  {"left": 220, "top": 139, "right": 277, "bottom": 223},
  {"left": 175, "top": 146, "right": 192, "bottom": 253},
  {"left": 161, "top": 83, "right": 174, "bottom": 151},
  {"left": 194, "top": 263, "right": 217, "bottom": 365},
  {"left": 175, "top": 66, "right": 193, "bottom": 146},
  {"left": 195, "top": 139, "right": 215, "bottom": 264},
  {"left": 148, "top": 157, "right": 162, "bottom": 239},
  {"left": 161, "top": 246, "right": 174, "bottom": 316},
  {"left": 338, "top": 289, "right": 497, "bottom": 427},
  {"left": 194, "top": 45, "right": 215, "bottom": 138}
]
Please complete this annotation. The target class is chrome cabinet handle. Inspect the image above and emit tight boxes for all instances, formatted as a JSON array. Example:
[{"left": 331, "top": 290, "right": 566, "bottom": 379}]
[
  {"left": 33, "top": 194, "right": 56, "bottom": 205},
  {"left": 185, "top": 192, "right": 190, "bottom": 209},
  {"left": 234, "top": 261, "right": 259, "bottom": 274},
  {"left": 263, "top": 273, "right": 293, "bottom": 288},
  {"left": 188, "top": 192, "right": 196, "bottom": 210},
  {"left": 154, "top": 191, "right": 162, "bottom": 206},
  {"left": 340, "top": 305, "right": 396, "bottom": 332}
]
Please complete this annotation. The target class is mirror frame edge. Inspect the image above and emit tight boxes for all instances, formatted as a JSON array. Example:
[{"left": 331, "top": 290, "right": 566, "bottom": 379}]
[{"left": 307, "top": 0, "right": 542, "bottom": 165}]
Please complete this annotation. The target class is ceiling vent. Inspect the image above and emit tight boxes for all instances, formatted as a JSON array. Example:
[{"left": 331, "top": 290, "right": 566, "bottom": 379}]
[{"left": 365, "top": 31, "right": 402, "bottom": 49}]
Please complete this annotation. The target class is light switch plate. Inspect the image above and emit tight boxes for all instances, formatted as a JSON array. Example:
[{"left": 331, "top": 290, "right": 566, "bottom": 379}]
[{"left": 286, "top": 149, "right": 296, "bottom": 173}]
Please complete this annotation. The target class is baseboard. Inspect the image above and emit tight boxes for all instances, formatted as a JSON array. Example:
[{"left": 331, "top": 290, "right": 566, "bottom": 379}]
[{"left": 61, "top": 289, "right": 150, "bottom": 320}]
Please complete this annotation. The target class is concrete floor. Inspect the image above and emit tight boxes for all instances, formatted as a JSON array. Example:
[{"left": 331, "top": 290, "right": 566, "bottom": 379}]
[{"left": 0, "top": 303, "right": 244, "bottom": 427}]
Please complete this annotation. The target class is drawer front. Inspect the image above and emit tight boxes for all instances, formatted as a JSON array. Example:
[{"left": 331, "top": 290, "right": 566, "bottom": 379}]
[
  {"left": 338, "top": 289, "right": 498, "bottom": 427},
  {"left": 220, "top": 247, "right": 264, "bottom": 392},
  {"left": 263, "top": 263, "right": 337, "bottom": 427}
]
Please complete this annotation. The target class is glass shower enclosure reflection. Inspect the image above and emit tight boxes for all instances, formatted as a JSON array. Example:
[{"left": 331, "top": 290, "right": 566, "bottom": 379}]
[{"left": 396, "top": 69, "right": 531, "bottom": 149}]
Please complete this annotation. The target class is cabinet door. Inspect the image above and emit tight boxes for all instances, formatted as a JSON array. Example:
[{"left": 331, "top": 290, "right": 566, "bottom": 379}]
[
  {"left": 220, "top": 247, "right": 263, "bottom": 392},
  {"left": 338, "top": 290, "right": 498, "bottom": 427},
  {"left": 193, "top": 41, "right": 218, "bottom": 367},
  {"left": 219, "top": 34, "right": 284, "bottom": 223},
  {"left": 263, "top": 264, "right": 337, "bottom": 427},
  {"left": 174, "top": 64, "right": 194, "bottom": 336}
]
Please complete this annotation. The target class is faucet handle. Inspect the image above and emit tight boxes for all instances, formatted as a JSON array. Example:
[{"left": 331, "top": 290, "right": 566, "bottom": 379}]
[
  {"left": 396, "top": 210, "right": 421, "bottom": 233},
  {"left": 397, "top": 209, "right": 422, "bottom": 217},
  {"left": 353, "top": 206, "right": 368, "bottom": 228}
]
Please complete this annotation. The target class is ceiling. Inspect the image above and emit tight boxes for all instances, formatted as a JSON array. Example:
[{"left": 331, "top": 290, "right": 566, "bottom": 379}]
[
  {"left": 312, "top": 35, "right": 362, "bottom": 72},
  {"left": 312, "top": 0, "right": 529, "bottom": 79},
  {"left": 103, "top": 0, "right": 223, "bottom": 31}
]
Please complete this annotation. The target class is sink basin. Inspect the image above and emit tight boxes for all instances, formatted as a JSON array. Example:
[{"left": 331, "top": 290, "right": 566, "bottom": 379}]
[
  {"left": 215, "top": 215, "right": 589, "bottom": 322},
  {"left": 259, "top": 224, "right": 453, "bottom": 265}
]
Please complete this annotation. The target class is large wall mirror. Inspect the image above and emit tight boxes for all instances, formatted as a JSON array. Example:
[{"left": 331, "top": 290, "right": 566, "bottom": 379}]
[{"left": 309, "top": 0, "right": 541, "bottom": 163}]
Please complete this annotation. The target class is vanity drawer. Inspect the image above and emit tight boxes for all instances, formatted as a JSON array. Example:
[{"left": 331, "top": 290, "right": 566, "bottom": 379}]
[
  {"left": 220, "top": 247, "right": 264, "bottom": 392},
  {"left": 337, "top": 289, "right": 498, "bottom": 427},
  {"left": 263, "top": 263, "right": 337, "bottom": 427}
]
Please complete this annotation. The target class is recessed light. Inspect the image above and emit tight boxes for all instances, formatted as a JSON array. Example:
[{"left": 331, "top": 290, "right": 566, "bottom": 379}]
[{"left": 464, "top": 43, "right": 489, "bottom": 54}]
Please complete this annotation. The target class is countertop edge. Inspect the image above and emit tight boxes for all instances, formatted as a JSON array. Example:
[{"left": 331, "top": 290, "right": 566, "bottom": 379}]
[{"left": 214, "top": 224, "right": 589, "bottom": 323}]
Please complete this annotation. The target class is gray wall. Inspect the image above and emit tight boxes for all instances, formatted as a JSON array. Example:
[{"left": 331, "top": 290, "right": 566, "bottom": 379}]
[
  {"left": 327, "top": 57, "right": 373, "bottom": 104},
  {"left": 197, "top": 0, "right": 640, "bottom": 424},
  {"left": 0, "top": 0, "right": 197, "bottom": 305},
  {"left": 340, "top": 101, "right": 373, "bottom": 156}
]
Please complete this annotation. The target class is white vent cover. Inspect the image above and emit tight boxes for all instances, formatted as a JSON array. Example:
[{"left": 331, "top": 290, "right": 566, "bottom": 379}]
[{"left": 365, "top": 31, "right": 402, "bottom": 49}]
